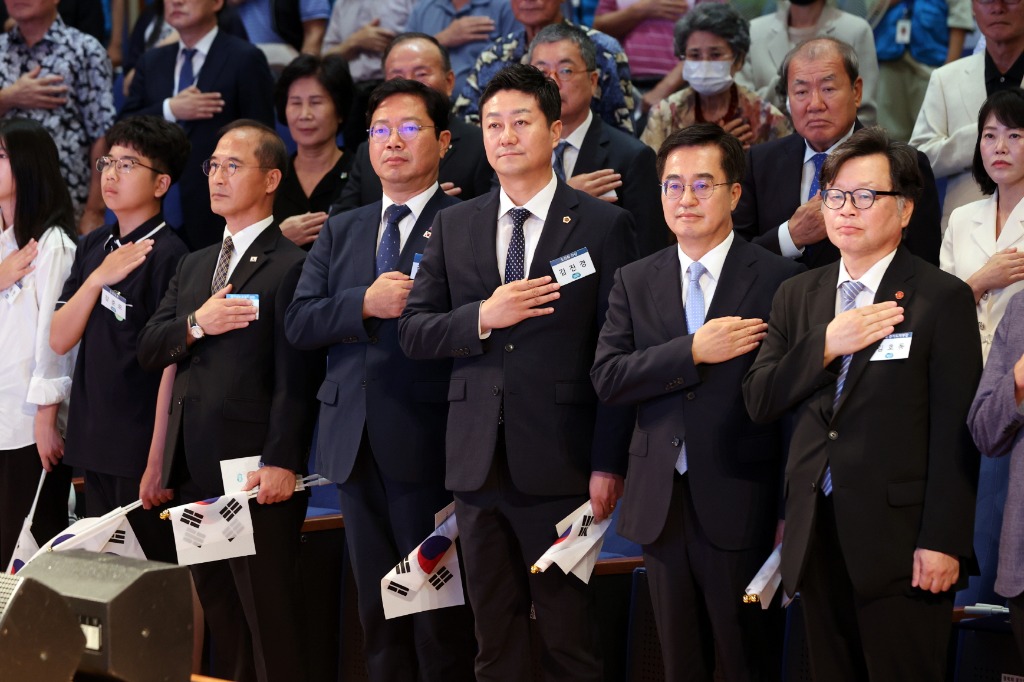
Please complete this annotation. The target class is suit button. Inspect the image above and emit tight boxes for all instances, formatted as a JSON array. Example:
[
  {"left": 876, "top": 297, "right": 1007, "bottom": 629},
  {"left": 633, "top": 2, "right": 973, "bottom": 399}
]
[
  {"left": 828, "top": 430, "right": 838, "bottom": 440},
  {"left": 504, "top": 343, "right": 515, "bottom": 352},
  {"left": 686, "top": 392, "right": 695, "bottom": 400},
  {"left": 369, "top": 336, "right": 378, "bottom": 344},
  {"left": 492, "top": 386, "right": 501, "bottom": 396},
  {"left": 361, "top": 379, "right": 367, "bottom": 388},
  {"left": 671, "top": 437, "right": 681, "bottom": 447}
]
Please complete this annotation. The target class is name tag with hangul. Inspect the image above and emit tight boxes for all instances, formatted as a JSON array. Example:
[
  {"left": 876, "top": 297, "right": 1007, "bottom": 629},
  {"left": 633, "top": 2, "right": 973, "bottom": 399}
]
[
  {"left": 871, "top": 332, "right": 912, "bottom": 361},
  {"left": 410, "top": 253, "right": 423, "bottom": 280},
  {"left": 1, "top": 281, "right": 22, "bottom": 305},
  {"left": 550, "top": 248, "right": 596, "bottom": 285},
  {"left": 101, "top": 285, "right": 128, "bottom": 321},
  {"left": 895, "top": 18, "right": 912, "bottom": 45},
  {"left": 226, "top": 293, "right": 259, "bottom": 320}
]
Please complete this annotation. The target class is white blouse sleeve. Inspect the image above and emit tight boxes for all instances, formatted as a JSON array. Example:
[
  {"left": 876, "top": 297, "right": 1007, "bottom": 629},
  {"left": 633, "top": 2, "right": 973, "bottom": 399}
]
[{"left": 25, "top": 227, "right": 77, "bottom": 406}]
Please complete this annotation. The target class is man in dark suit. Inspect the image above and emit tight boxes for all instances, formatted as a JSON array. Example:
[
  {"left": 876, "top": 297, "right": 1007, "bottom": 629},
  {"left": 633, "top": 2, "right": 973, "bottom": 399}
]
[
  {"left": 285, "top": 79, "right": 474, "bottom": 682},
  {"left": 122, "top": 0, "right": 276, "bottom": 250},
  {"left": 528, "top": 23, "right": 669, "bottom": 257},
  {"left": 743, "top": 127, "right": 981, "bottom": 680},
  {"left": 733, "top": 38, "right": 941, "bottom": 269},
  {"left": 138, "top": 121, "right": 320, "bottom": 682},
  {"left": 592, "top": 123, "right": 802, "bottom": 681},
  {"left": 332, "top": 33, "right": 493, "bottom": 212},
  {"left": 398, "top": 64, "right": 637, "bottom": 680}
]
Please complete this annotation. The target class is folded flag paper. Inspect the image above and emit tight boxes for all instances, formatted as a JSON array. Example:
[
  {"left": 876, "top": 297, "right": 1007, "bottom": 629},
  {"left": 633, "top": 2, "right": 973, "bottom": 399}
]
[
  {"left": 530, "top": 501, "right": 610, "bottom": 584},
  {"left": 29, "top": 501, "right": 147, "bottom": 566},
  {"left": 381, "top": 511, "right": 464, "bottom": 619},
  {"left": 167, "top": 492, "right": 256, "bottom": 566},
  {"left": 743, "top": 544, "right": 782, "bottom": 609},
  {"left": 7, "top": 470, "right": 46, "bottom": 574}
]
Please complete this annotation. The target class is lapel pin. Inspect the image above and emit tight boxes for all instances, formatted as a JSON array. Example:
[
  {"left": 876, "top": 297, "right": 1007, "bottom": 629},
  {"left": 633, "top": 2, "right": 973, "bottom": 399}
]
[
  {"left": 562, "top": 216, "right": 571, "bottom": 224},
  {"left": 423, "top": 230, "right": 432, "bottom": 238},
  {"left": 895, "top": 290, "right": 904, "bottom": 300},
  {"left": 250, "top": 256, "right": 258, "bottom": 262}
]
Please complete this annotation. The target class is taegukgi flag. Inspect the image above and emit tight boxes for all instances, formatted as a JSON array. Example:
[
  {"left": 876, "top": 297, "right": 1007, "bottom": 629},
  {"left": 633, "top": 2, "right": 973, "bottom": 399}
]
[
  {"left": 167, "top": 492, "right": 255, "bottom": 565},
  {"left": 381, "top": 511, "right": 465, "bottom": 619},
  {"left": 530, "top": 501, "right": 611, "bottom": 584}
]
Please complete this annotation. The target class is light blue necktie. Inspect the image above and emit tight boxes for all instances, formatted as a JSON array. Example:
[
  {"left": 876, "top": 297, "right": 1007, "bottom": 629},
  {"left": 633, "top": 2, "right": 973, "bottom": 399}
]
[
  {"left": 808, "top": 152, "right": 828, "bottom": 201},
  {"left": 505, "top": 208, "right": 530, "bottom": 283},
  {"left": 552, "top": 140, "right": 570, "bottom": 181},
  {"left": 822, "top": 280, "right": 865, "bottom": 496},
  {"left": 676, "top": 262, "right": 707, "bottom": 475},
  {"left": 178, "top": 48, "right": 197, "bottom": 92},
  {"left": 375, "top": 204, "right": 410, "bottom": 277}
]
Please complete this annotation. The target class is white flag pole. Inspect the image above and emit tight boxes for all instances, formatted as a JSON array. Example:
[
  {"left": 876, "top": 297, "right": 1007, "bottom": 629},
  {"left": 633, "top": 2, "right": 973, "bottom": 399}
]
[{"left": 5, "top": 470, "right": 47, "bottom": 573}]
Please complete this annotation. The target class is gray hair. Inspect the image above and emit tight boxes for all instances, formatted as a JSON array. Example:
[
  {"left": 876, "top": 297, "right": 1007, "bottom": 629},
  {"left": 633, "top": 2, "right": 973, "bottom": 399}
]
[
  {"left": 775, "top": 37, "right": 860, "bottom": 103},
  {"left": 674, "top": 4, "right": 749, "bottom": 65},
  {"left": 527, "top": 22, "right": 597, "bottom": 71}
]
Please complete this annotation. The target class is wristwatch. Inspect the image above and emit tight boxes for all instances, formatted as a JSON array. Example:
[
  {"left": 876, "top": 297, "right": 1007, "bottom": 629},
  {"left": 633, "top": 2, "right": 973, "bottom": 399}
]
[{"left": 188, "top": 312, "right": 205, "bottom": 339}]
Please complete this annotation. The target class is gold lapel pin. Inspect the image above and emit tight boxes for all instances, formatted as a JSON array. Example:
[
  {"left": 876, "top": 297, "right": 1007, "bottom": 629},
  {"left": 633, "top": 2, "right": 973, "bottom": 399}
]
[{"left": 562, "top": 216, "right": 571, "bottom": 224}]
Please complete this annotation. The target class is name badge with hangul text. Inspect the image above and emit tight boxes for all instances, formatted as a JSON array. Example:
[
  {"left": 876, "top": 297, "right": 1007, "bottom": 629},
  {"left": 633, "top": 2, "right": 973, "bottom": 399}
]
[
  {"left": 101, "top": 285, "right": 128, "bottom": 321},
  {"left": 1, "top": 281, "right": 22, "bottom": 305},
  {"left": 870, "top": 331, "right": 912, "bottom": 361},
  {"left": 550, "top": 248, "right": 596, "bottom": 286},
  {"left": 895, "top": 18, "right": 912, "bottom": 45},
  {"left": 226, "top": 293, "right": 259, "bottom": 320}
]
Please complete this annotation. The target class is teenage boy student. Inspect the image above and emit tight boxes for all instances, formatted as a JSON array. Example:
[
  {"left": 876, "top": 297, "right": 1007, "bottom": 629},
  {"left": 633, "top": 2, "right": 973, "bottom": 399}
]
[{"left": 50, "top": 115, "right": 190, "bottom": 561}]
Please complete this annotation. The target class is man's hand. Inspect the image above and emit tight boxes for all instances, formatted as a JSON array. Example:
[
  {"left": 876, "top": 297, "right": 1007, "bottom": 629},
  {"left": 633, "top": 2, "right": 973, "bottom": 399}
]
[
  {"left": 139, "top": 463, "right": 174, "bottom": 510},
  {"left": 720, "top": 117, "right": 754, "bottom": 149},
  {"left": 968, "top": 247, "right": 1024, "bottom": 301},
  {"left": 243, "top": 466, "right": 296, "bottom": 504},
  {"left": 168, "top": 86, "right": 225, "bottom": 121},
  {"left": 280, "top": 212, "right": 327, "bottom": 247},
  {"left": 0, "top": 65, "right": 68, "bottom": 112},
  {"left": 639, "top": 0, "right": 689, "bottom": 21},
  {"left": 86, "top": 239, "right": 153, "bottom": 289},
  {"left": 589, "top": 471, "right": 624, "bottom": 522},
  {"left": 567, "top": 169, "right": 621, "bottom": 201},
  {"left": 692, "top": 316, "right": 767, "bottom": 365},
  {"left": 194, "top": 284, "right": 257, "bottom": 335},
  {"left": 436, "top": 15, "right": 495, "bottom": 47},
  {"left": 912, "top": 548, "right": 959, "bottom": 593},
  {"left": 337, "top": 19, "right": 395, "bottom": 58},
  {"left": 363, "top": 271, "right": 414, "bottom": 319},
  {"left": 823, "top": 301, "right": 903, "bottom": 365},
  {"left": 441, "top": 181, "right": 462, "bottom": 197},
  {"left": 789, "top": 197, "right": 827, "bottom": 249},
  {"left": 34, "top": 405, "right": 64, "bottom": 472},
  {"left": 479, "top": 276, "right": 560, "bottom": 332},
  {"left": 0, "top": 238, "right": 37, "bottom": 290}
]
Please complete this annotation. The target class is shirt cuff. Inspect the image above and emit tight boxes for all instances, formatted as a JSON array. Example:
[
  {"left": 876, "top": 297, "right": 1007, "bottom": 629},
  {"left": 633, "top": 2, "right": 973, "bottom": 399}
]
[
  {"left": 26, "top": 376, "right": 73, "bottom": 406},
  {"left": 478, "top": 301, "right": 491, "bottom": 340},
  {"left": 162, "top": 98, "right": 176, "bottom": 122},
  {"left": 778, "top": 221, "right": 805, "bottom": 259}
]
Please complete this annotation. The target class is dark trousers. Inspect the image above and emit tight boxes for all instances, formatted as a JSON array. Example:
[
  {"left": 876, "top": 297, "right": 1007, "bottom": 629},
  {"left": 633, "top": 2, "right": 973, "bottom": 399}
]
[
  {"left": 643, "top": 473, "right": 782, "bottom": 682},
  {"left": 800, "top": 494, "right": 954, "bottom": 681},
  {"left": 0, "top": 445, "right": 72, "bottom": 570},
  {"left": 83, "top": 470, "right": 176, "bottom": 563},
  {"left": 337, "top": 433, "right": 475, "bottom": 682},
  {"left": 455, "top": 440, "right": 601, "bottom": 682}
]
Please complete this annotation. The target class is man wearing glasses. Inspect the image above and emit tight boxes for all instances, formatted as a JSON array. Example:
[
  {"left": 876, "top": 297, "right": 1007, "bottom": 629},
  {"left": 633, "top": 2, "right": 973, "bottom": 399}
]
[
  {"left": 744, "top": 127, "right": 982, "bottom": 681},
  {"left": 592, "top": 123, "right": 801, "bottom": 681},
  {"left": 139, "top": 120, "right": 322, "bottom": 682}
]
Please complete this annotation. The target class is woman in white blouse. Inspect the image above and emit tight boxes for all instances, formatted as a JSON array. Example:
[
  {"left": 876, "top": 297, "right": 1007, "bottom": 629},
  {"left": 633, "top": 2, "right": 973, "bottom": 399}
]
[
  {"left": 0, "top": 119, "right": 78, "bottom": 571},
  {"left": 941, "top": 87, "right": 1024, "bottom": 606}
]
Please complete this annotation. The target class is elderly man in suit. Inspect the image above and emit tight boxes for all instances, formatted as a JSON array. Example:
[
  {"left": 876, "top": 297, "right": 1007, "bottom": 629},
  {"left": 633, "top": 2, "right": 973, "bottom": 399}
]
[
  {"left": 592, "top": 123, "right": 802, "bottom": 681},
  {"left": 122, "top": 0, "right": 276, "bottom": 249},
  {"left": 399, "top": 64, "right": 637, "bottom": 681},
  {"left": 138, "top": 121, "right": 321, "bottom": 682},
  {"left": 285, "top": 78, "right": 475, "bottom": 682},
  {"left": 743, "top": 127, "right": 982, "bottom": 681},
  {"left": 528, "top": 23, "right": 670, "bottom": 257},
  {"left": 734, "top": 38, "right": 941, "bottom": 270}
]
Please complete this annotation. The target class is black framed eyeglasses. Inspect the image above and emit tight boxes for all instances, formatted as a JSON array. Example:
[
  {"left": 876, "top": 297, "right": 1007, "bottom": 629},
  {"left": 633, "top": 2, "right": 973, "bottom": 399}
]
[
  {"left": 202, "top": 159, "right": 272, "bottom": 177},
  {"left": 659, "top": 179, "right": 733, "bottom": 200},
  {"left": 366, "top": 123, "right": 436, "bottom": 142},
  {"left": 96, "top": 156, "right": 164, "bottom": 175},
  {"left": 821, "top": 188, "right": 901, "bottom": 210}
]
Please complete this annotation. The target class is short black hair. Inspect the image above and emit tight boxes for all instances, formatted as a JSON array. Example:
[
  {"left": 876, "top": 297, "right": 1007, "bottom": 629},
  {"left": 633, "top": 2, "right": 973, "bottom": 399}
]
[
  {"left": 820, "top": 126, "right": 921, "bottom": 204},
  {"left": 218, "top": 119, "right": 288, "bottom": 174},
  {"left": 973, "top": 88, "right": 1024, "bottom": 195},
  {"left": 480, "top": 63, "right": 561, "bottom": 126},
  {"left": 655, "top": 122, "right": 745, "bottom": 184},
  {"left": 382, "top": 32, "right": 452, "bottom": 74},
  {"left": 365, "top": 78, "right": 451, "bottom": 135},
  {"left": 106, "top": 115, "right": 191, "bottom": 183},
  {"left": 274, "top": 53, "right": 354, "bottom": 134}
]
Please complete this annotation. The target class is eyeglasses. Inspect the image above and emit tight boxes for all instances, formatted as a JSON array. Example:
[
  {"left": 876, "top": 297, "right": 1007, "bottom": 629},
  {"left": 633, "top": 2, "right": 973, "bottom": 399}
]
[
  {"left": 202, "top": 159, "right": 272, "bottom": 177},
  {"left": 96, "top": 156, "right": 164, "bottom": 175},
  {"left": 660, "top": 179, "right": 732, "bottom": 200},
  {"left": 366, "top": 123, "right": 436, "bottom": 142},
  {"left": 821, "top": 188, "right": 901, "bottom": 210},
  {"left": 536, "top": 66, "right": 591, "bottom": 83}
]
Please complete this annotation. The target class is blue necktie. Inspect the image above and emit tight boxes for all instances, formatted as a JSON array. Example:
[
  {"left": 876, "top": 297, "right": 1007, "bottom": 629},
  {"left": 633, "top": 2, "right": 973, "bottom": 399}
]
[
  {"left": 178, "top": 48, "right": 197, "bottom": 92},
  {"left": 822, "top": 279, "right": 865, "bottom": 496},
  {"left": 376, "top": 204, "right": 410, "bottom": 277},
  {"left": 505, "top": 207, "right": 530, "bottom": 283},
  {"left": 807, "top": 152, "right": 828, "bottom": 201},
  {"left": 676, "top": 261, "right": 707, "bottom": 475},
  {"left": 552, "top": 140, "right": 570, "bottom": 181}
]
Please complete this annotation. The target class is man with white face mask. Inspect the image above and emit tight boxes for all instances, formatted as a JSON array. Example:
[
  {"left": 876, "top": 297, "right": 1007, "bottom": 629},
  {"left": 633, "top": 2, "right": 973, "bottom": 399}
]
[{"left": 642, "top": 4, "right": 791, "bottom": 154}]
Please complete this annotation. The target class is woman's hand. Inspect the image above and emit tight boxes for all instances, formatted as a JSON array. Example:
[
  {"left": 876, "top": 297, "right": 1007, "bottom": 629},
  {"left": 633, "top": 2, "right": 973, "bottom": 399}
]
[{"left": 0, "top": 238, "right": 37, "bottom": 290}]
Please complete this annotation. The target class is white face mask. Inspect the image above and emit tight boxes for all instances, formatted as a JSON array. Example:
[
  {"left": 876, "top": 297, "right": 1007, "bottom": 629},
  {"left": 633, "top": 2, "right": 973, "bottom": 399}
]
[{"left": 682, "top": 59, "right": 734, "bottom": 97}]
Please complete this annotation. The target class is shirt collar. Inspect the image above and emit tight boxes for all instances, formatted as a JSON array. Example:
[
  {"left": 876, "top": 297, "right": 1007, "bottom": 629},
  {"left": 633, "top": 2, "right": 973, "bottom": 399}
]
[
  {"left": 984, "top": 48, "right": 1024, "bottom": 92},
  {"left": 803, "top": 123, "right": 856, "bottom": 162},
  {"left": 10, "top": 13, "right": 67, "bottom": 46},
  {"left": 836, "top": 247, "right": 898, "bottom": 296},
  {"left": 0, "top": 224, "right": 16, "bottom": 253},
  {"left": 677, "top": 231, "right": 734, "bottom": 283},
  {"left": 563, "top": 110, "right": 593, "bottom": 151},
  {"left": 498, "top": 173, "right": 558, "bottom": 224},
  {"left": 223, "top": 215, "right": 273, "bottom": 257},
  {"left": 381, "top": 182, "right": 439, "bottom": 225},
  {"left": 103, "top": 214, "right": 167, "bottom": 252},
  {"left": 181, "top": 25, "right": 218, "bottom": 57}
]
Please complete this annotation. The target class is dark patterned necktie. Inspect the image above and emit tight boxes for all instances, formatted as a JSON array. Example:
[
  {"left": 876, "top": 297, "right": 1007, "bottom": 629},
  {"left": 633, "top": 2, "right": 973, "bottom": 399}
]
[
  {"left": 211, "top": 236, "right": 233, "bottom": 294},
  {"left": 505, "top": 208, "right": 530, "bottom": 283},
  {"left": 178, "top": 48, "right": 197, "bottom": 92},
  {"left": 552, "top": 140, "right": 570, "bottom": 181},
  {"left": 376, "top": 204, "right": 411, "bottom": 277}
]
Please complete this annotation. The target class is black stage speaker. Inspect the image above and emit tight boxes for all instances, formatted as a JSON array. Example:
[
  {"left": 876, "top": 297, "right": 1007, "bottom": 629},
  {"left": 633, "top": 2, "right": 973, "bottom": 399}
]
[
  {"left": 20, "top": 550, "right": 192, "bottom": 682},
  {"left": 0, "top": 571, "right": 85, "bottom": 681}
]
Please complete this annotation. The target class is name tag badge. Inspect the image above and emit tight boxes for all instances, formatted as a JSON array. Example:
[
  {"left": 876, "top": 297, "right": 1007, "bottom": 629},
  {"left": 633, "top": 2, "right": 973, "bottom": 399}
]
[
  {"left": 101, "top": 285, "right": 128, "bottom": 321},
  {"left": 871, "top": 331, "right": 912, "bottom": 361},
  {"left": 220, "top": 456, "right": 263, "bottom": 494},
  {"left": 410, "top": 253, "right": 423, "bottom": 280},
  {"left": 550, "top": 247, "right": 596, "bottom": 286},
  {"left": 1, "top": 281, "right": 22, "bottom": 305},
  {"left": 226, "top": 293, "right": 259, "bottom": 320},
  {"left": 895, "top": 18, "right": 912, "bottom": 45}
]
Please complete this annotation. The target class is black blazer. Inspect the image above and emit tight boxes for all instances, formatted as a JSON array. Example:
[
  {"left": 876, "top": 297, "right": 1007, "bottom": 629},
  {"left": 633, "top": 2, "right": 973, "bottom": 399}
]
[
  {"left": 592, "top": 238, "right": 803, "bottom": 549},
  {"left": 398, "top": 181, "right": 638, "bottom": 496},
  {"left": 285, "top": 188, "right": 459, "bottom": 485},
  {"left": 743, "top": 247, "right": 981, "bottom": 598},
  {"left": 121, "top": 32, "right": 276, "bottom": 250},
  {"left": 733, "top": 126, "right": 942, "bottom": 268},
  {"left": 138, "top": 225, "right": 322, "bottom": 496},
  {"left": 573, "top": 116, "right": 671, "bottom": 258}
]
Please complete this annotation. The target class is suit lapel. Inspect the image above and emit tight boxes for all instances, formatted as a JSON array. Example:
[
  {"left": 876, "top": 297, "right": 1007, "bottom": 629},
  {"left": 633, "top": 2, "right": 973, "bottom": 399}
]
[
  {"left": 571, "top": 118, "right": 607, "bottom": 175},
  {"left": 470, "top": 191, "right": 502, "bottom": 292},
  {"left": 803, "top": 263, "right": 842, "bottom": 419},
  {"left": 647, "top": 247, "right": 686, "bottom": 339},
  {"left": 396, "top": 188, "right": 446, "bottom": 272},
  {"left": 766, "top": 20, "right": 790, "bottom": 73},
  {"left": 228, "top": 224, "right": 281, "bottom": 292},
  {"left": 352, "top": 202, "right": 382, "bottom": 282},
  {"left": 195, "top": 31, "right": 229, "bottom": 95},
  {"left": 193, "top": 245, "right": 222, "bottom": 309},
  {"left": 529, "top": 182, "right": 580, "bottom": 279},
  {"left": 706, "top": 239, "right": 757, "bottom": 322}
]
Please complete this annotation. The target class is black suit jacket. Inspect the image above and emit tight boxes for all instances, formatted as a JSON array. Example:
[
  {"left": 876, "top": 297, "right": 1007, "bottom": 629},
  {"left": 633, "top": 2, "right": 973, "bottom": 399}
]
[
  {"left": 121, "top": 32, "right": 276, "bottom": 250},
  {"left": 592, "top": 238, "right": 803, "bottom": 549},
  {"left": 573, "top": 116, "right": 670, "bottom": 258},
  {"left": 333, "top": 117, "right": 493, "bottom": 213},
  {"left": 733, "top": 126, "right": 942, "bottom": 268},
  {"left": 138, "top": 225, "right": 322, "bottom": 496},
  {"left": 743, "top": 248, "right": 981, "bottom": 597},
  {"left": 285, "top": 188, "right": 459, "bottom": 485},
  {"left": 398, "top": 181, "right": 638, "bottom": 496}
]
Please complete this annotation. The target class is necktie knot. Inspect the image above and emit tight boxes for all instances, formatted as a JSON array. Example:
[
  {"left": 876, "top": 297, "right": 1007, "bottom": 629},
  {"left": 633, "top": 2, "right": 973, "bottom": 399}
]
[
  {"left": 182, "top": 47, "right": 197, "bottom": 60},
  {"left": 509, "top": 207, "right": 531, "bottom": 230},
  {"left": 808, "top": 152, "right": 829, "bottom": 201},
  {"left": 384, "top": 203, "right": 411, "bottom": 227},
  {"left": 687, "top": 261, "right": 706, "bottom": 285},
  {"left": 376, "top": 205, "right": 410, "bottom": 277},
  {"left": 839, "top": 280, "right": 865, "bottom": 312}
]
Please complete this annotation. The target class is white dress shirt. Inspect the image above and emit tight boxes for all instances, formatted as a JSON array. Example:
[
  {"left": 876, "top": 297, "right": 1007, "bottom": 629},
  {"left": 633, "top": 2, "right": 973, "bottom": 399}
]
[
  {"left": 163, "top": 26, "right": 219, "bottom": 122},
  {"left": 495, "top": 173, "right": 558, "bottom": 282},
  {"left": 379, "top": 182, "right": 439, "bottom": 252},
  {"left": 215, "top": 216, "right": 274, "bottom": 286},
  {"left": 559, "top": 110, "right": 592, "bottom": 180},
  {"left": 835, "top": 248, "right": 898, "bottom": 315},
  {"left": 677, "top": 231, "right": 734, "bottom": 317}
]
